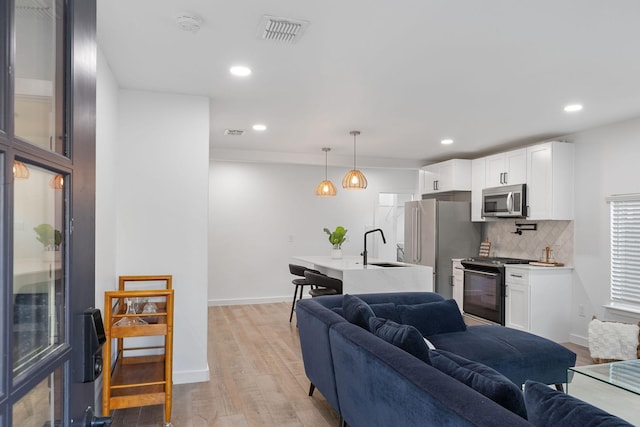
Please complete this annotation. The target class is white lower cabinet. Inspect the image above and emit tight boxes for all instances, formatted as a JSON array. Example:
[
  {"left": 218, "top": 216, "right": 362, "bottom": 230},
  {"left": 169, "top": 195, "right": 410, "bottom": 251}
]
[
  {"left": 505, "top": 266, "right": 572, "bottom": 342},
  {"left": 452, "top": 259, "right": 464, "bottom": 312}
]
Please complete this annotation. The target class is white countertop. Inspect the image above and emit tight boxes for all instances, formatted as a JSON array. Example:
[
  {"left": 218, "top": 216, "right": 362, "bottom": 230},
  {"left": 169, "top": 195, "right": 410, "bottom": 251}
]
[
  {"left": 292, "top": 255, "right": 433, "bottom": 293},
  {"left": 506, "top": 263, "right": 574, "bottom": 270},
  {"left": 293, "top": 255, "right": 417, "bottom": 271}
]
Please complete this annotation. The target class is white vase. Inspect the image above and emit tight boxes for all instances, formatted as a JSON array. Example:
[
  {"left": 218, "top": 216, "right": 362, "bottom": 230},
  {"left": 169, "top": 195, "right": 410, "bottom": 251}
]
[
  {"left": 331, "top": 248, "right": 343, "bottom": 259},
  {"left": 42, "top": 250, "right": 58, "bottom": 262}
]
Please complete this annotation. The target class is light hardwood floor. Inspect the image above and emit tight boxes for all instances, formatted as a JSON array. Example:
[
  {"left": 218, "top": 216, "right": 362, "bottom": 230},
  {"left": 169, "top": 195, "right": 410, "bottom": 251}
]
[
  {"left": 109, "top": 302, "right": 339, "bottom": 426},
  {"left": 109, "top": 302, "right": 590, "bottom": 426}
]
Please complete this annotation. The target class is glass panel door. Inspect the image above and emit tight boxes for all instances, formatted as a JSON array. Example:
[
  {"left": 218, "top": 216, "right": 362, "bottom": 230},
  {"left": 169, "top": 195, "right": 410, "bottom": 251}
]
[
  {"left": 14, "top": 0, "right": 65, "bottom": 155},
  {"left": 13, "top": 163, "right": 66, "bottom": 377}
]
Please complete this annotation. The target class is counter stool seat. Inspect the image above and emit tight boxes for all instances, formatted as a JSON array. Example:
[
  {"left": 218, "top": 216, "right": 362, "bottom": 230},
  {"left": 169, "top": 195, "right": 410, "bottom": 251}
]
[
  {"left": 304, "top": 271, "right": 343, "bottom": 297},
  {"left": 309, "top": 287, "right": 339, "bottom": 297},
  {"left": 289, "top": 264, "right": 319, "bottom": 322}
]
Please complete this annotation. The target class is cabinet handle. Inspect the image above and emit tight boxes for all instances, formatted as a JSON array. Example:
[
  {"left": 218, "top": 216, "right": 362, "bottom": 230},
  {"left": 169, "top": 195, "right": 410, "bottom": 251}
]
[
  {"left": 499, "top": 172, "right": 504, "bottom": 184},
  {"left": 503, "top": 172, "right": 508, "bottom": 184},
  {"left": 510, "top": 274, "right": 523, "bottom": 278}
]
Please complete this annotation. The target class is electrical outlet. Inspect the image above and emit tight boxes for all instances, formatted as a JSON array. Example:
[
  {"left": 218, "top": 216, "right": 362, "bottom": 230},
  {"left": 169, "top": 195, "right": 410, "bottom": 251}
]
[{"left": 578, "top": 304, "right": 585, "bottom": 317}]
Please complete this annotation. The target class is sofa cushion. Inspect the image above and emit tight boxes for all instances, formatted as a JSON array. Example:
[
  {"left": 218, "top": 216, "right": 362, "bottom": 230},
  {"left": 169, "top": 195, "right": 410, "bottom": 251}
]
[
  {"left": 524, "top": 380, "right": 633, "bottom": 426},
  {"left": 397, "top": 299, "right": 466, "bottom": 336},
  {"left": 427, "top": 325, "right": 577, "bottom": 386},
  {"left": 430, "top": 349, "right": 527, "bottom": 419},
  {"left": 343, "top": 294, "right": 376, "bottom": 330},
  {"left": 369, "top": 317, "right": 432, "bottom": 364},
  {"left": 332, "top": 302, "right": 401, "bottom": 323}
]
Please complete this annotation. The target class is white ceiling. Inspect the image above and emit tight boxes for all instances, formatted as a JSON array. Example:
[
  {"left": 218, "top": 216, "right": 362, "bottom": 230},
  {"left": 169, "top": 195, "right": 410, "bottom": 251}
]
[{"left": 97, "top": 0, "right": 640, "bottom": 167}]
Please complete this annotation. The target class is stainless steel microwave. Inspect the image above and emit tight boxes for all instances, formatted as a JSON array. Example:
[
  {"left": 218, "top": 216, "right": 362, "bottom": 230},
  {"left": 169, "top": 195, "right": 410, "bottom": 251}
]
[{"left": 482, "top": 184, "right": 527, "bottom": 218}]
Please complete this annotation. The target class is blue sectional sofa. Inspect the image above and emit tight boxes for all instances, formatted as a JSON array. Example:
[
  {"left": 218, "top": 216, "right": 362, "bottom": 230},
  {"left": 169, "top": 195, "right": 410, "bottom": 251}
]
[{"left": 296, "top": 292, "right": 631, "bottom": 427}]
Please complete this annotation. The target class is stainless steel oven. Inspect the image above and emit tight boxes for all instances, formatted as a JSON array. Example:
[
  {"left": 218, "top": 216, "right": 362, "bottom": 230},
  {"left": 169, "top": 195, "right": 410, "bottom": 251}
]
[{"left": 461, "top": 257, "right": 532, "bottom": 325}]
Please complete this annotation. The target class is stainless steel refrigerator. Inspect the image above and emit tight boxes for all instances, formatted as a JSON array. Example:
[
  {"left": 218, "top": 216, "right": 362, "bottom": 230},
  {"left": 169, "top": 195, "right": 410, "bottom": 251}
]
[{"left": 404, "top": 199, "right": 482, "bottom": 298}]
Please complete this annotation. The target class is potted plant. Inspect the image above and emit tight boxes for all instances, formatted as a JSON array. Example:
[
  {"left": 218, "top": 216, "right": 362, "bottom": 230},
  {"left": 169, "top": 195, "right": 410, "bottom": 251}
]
[
  {"left": 34, "top": 223, "right": 62, "bottom": 261},
  {"left": 324, "top": 226, "right": 347, "bottom": 258}
]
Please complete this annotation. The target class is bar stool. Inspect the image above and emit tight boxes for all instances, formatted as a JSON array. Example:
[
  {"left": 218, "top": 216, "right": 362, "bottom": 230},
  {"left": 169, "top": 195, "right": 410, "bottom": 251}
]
[
  {"left": 288, "top": 264, "right": 319, "bottom": 322},
  {"left": 305, "top": 271, "right": 343, "bottom": 297}
]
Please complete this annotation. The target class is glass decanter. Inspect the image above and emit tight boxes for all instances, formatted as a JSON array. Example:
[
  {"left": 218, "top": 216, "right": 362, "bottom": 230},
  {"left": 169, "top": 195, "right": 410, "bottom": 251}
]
[{"left": 114, "top": 298, "right": 148, "bottom": 326}]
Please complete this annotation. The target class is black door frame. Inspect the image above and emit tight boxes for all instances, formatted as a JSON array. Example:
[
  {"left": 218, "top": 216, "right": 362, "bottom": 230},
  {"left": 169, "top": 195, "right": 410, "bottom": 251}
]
[{"left": 0, "top": 0, "right": 97, "bottom": 424}]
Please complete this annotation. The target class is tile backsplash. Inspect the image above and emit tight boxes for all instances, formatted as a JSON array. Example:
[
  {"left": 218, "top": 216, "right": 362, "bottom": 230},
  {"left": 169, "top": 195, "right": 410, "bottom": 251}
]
[{"left": 485, "top": 220, "right": 574, "bottom": 265}]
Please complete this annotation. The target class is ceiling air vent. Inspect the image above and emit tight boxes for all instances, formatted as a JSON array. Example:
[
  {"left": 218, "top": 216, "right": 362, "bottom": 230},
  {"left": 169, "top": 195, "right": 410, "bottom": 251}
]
[
  {"left": 257, "top": 15, "right": 309, "bottom": 44},
  {"left": 224, "top": 129, "right": 245, "bottom": 136}
]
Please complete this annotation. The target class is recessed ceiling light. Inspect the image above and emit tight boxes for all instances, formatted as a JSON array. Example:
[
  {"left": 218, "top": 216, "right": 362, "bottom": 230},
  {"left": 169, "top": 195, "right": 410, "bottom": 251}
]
[
  {"left": 230, "top": 66, "right": 251, "bottom": 77},
  {"left": 564, "top": 104, "right": 583, "bottom": 112},
  {"left": 441, "top": 139, "right": 454, "bottom": 145},
  {"left": 252, "top": 124, "right": 267, "bottom": 131}
]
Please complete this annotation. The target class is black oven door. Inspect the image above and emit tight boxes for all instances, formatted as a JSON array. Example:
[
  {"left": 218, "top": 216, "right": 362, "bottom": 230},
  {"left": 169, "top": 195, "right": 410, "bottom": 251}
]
[{"left": 462, "top": 268, "right": 504, "bottom": 325}]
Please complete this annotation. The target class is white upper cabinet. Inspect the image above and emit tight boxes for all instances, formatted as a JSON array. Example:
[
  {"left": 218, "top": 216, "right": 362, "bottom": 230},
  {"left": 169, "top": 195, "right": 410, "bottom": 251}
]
[
  {"left": 469, "top": 141, "right": 574, "bottom": 221},
  {"left": 471, "top": 158, "right": 487, "bottom": 222},
  {"left": 484, "top": 148, "right": 527, "bottom": 187},
  {"left": 526, "top": 141, "right": 574, "bottom": 220},
  {"left": 420, "top": 159, "right": 471, "bottom": 194}
]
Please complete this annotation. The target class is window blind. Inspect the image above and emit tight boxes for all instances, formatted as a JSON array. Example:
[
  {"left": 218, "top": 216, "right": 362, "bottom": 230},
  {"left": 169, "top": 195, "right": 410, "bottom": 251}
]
[{"left": 609, "top": 194, "right": 640, "bottom": 306}]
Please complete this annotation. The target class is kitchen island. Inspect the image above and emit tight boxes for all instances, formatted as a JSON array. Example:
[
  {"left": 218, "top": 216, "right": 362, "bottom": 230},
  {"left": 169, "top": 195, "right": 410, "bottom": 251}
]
[{"left": 293, "top": 256, "right": 433, "bottom": 294}]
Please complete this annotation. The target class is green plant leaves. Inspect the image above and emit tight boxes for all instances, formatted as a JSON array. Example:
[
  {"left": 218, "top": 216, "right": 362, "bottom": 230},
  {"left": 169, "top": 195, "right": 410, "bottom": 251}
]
[{"left": 324, "top": 226, "right": 347, "bottom": 248}]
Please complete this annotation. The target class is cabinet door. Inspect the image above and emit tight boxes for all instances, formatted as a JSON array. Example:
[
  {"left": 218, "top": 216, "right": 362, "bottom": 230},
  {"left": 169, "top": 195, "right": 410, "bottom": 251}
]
[
  {"left": 505, "top": 282, "right": 530, "bottom": 331},
  {"left": 436, "top": 161, "right": 455, "bottom": 191},
  {"left": 484, "top": 153, "right": 505, "bottom": 187},
  {"left": 471, "top": 158, "right": 486, "bottom": 221},
  {"left": 504, "top": 148, "right": 527, "bottom": 185},
  {"left": 421, "top": 164, "right": 439, "bottom": 193},
  {"left": 451, "top": 260, "right": 464, "bottom": 312}
]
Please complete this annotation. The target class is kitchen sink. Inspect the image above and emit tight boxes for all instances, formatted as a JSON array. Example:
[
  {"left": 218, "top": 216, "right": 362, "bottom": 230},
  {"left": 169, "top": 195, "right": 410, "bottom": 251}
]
[{"left": 368, "top": 262, "right": 405, "bottom": 268}]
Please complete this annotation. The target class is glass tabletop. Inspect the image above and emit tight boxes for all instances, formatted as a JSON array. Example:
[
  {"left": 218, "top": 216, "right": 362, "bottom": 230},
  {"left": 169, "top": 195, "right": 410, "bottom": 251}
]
[{"left": 569, "top": 359, "right": 640, "bottom": 395}]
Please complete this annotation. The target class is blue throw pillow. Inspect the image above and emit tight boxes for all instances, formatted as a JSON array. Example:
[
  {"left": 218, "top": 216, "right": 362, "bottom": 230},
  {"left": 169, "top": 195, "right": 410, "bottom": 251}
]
[
  {"left": 397, "top": 299, "right": 466, "bottom": 336},
  {"left": 524, "top": 380, "right": 633, "bottom": 426},
  {"left": 369, "top": 317, "right": 432, "bottom": 365},
  {"left": 430, "top": 349, "right": 527, "bottom": 419},
  {"left": 342, "top": 294, "right": 376, "bottom": 330}
]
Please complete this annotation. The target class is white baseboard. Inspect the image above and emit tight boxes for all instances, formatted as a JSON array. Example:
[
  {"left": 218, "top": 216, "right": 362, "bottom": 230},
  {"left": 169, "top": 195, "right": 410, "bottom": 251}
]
[
  {"left": 208, "top": 296, "right": 292, "bottom": 306},
  {"left": 174, "top": 365, "right": 210, "bottom": 384},
  {"left": 569, "top": 333, "right": 589, "bottom": 347}
]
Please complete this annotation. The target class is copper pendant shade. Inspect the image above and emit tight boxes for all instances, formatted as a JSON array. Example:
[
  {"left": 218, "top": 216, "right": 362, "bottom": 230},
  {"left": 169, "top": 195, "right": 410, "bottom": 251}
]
[
  {"left": 342, "top": 130, "right": 367, "bottom": 189},
  {"left": 315, "top": 148, "right": 337, "bottom": 196},
  {"left": 13, "top": 160, "right": 30, "bottom": 179},
  {"left": 50, "top": 174, "right": 64, "bottom": 189}
]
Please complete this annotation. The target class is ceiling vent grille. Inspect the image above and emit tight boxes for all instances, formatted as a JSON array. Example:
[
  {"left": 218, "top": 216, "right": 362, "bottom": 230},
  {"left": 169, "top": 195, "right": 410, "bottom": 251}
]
[
  {"left": 257, "top": 15, "right": 309, "bottom": 44},
  {"left": 224, "top": 129, "right": 245, "bottom": 136}
]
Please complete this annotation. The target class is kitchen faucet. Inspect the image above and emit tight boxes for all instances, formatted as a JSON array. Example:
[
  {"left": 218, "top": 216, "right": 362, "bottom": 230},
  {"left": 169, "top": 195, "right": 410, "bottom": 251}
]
[{"left": 362, "top": 228, "right": 386, "bottom": 266}]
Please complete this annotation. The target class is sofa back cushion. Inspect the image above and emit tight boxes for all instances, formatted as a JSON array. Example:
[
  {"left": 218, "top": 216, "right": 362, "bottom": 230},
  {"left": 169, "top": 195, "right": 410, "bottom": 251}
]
[
  {"left": 333, "top": 302, "right": 401, "bottom": 323},
  {"left": 369, "top": 317, "right": 432, "bottom": 364},
  {"left": 397, "top": 299, "right": 466, "bottom": 336},
  {"left": 430, "top": 349, "right": 528, "bottom": 419},
  {"left": 343, "top": 294, "right": 376, "bottom": 330},
  {"left": 524, "top": 380, "right": 633, "bottom": 426}
]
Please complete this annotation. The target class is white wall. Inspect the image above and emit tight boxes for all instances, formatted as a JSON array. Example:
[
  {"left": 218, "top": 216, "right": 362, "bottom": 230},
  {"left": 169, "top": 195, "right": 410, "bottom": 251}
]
[
  {"left": 117, "top": 90, "right": 210, "bottom": 383},
  {"left": 95, "top": 47, "right": 119, "bottom": 314},
  {"left": 95, "top": 47, "right": 119, "bottom": 410},
  {"left": 96, "top": 55, "right": 210, "bottom": 385},
  {"left": 569, "top": 116, "right": 640, "bottom": 344},
  {"left": 208, "top": 161, "right": 417, "bottom": 304}
]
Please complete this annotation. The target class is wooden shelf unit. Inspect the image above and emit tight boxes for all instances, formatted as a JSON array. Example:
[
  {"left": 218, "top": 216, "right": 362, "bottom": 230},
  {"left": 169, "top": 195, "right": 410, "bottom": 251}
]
[{"left": 103, "top": 276, "right": 174, "bottom": 425}]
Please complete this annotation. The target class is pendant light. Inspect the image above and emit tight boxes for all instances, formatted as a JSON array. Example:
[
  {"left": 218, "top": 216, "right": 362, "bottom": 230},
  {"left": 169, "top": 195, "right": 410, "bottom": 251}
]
[
  {"left": 315, "top": 147, "right": 337, "bottom": 196},
  {"left": 13, "top": 160, "right": 30, "bottom": 179},
  {"left": 49, "top": 174, "right": 64, "bottom": 189},
  {"left": 342, "top": 130, "right": 367, "bottom": 189}
]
